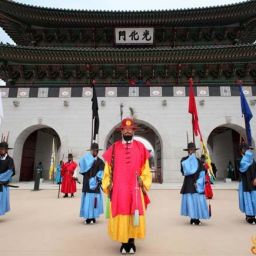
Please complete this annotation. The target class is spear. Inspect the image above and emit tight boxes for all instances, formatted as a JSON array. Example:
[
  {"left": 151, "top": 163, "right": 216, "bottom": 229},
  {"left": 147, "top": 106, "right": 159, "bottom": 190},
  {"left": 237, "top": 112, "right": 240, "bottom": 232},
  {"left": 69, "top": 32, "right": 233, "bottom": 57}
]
[{"left": 120, "top": 103, "right": 124, "bottom": 122}]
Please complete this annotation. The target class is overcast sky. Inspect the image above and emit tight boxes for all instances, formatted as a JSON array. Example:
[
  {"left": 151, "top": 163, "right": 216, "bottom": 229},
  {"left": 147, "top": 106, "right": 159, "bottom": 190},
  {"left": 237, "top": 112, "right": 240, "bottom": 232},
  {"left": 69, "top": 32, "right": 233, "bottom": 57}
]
[{"left": 0, "top": 0, "right": 245, "bottom": 44}]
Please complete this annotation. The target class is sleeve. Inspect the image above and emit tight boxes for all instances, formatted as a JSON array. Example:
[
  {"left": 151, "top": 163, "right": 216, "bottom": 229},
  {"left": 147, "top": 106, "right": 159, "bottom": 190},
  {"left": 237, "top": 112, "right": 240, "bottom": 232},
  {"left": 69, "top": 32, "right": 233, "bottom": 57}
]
[
  {"left": 96, "top": 170, "right": 104, "bottom": 181},
  {"left": 102, "top": 145, "right": 114, "bottom": 164},
  {"left": 0, "top": 169, "right": 13, "bottom": 182},
  {"left": 79, "top": 153, "right": 94, "bottom": 174},
  {"left": 102, "top": 162, "right": 112, "bottom": 195},
  {"left": 72, "top": 166, "right": 78, "bottom": 178},
  {"left": 140, "top": 159, "right": 152, "bottom": 191}
]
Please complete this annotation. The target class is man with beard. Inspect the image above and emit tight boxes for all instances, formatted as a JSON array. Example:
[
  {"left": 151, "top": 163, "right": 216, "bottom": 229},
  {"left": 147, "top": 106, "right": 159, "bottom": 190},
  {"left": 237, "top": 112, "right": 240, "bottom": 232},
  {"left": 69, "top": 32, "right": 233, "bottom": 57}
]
[
  {"left": 0, "top": 142, "right": 15, "bottom": 216},
  {"left": 61, "top": 153, "right": 77, "bottom": 198},
  {"left": 102, "top": 117, "right": 152, "bottom": 254},
  {"left": 79, "top": 143, "right": 104, "bottom": 224}
]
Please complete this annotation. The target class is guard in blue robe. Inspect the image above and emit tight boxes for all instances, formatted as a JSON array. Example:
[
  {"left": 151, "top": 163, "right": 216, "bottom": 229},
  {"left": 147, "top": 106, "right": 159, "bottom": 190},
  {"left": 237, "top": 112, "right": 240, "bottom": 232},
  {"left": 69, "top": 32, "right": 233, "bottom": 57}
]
[
  {"left": 0, "top": 142, "right": 15, "bottom": 216},
  {"left": 79, "top": 143, "right": 104, "bottom": 224},
  {"left": 55, "top": 161, "right": 63, "bottom": 184},
  {"left": 180, "top": 142, "right": 209, "bottom": 225},
  {"left": 238, "top": 143, "right": 256, "bottom": 224}
]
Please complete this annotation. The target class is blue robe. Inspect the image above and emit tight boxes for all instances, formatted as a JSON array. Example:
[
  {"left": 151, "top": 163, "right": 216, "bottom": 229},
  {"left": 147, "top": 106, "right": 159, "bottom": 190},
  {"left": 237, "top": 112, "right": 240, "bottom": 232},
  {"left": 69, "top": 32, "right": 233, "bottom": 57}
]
[
  {"left": 55, "top": 164, "right": 62, "bottom": 184},
  {"left": 0, "top": 169, "right": 13, "bottom": 216},
  {"left": 238, "top": 150, "right": 256, "bottom": 216},
  {"left": 180, "top": 154, "right": 209, "bottom": 220},
  {"left": 79, "top": 153, "right": 104, "bottom": 219}
]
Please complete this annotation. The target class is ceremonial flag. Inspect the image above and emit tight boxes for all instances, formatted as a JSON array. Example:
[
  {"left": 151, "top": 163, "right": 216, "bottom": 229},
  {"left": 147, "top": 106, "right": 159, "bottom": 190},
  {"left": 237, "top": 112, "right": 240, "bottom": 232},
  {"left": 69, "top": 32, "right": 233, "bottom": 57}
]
[
  {"left": 239, "top": 84, "right": 253, "bottom": 146},
  {"left": 187, "top": 78, "right": 215, "bottom": 181},
  {"left": 91, "top": 80, "right": 99, "bottom": 141},
  {"left": 188, "top": 78, "right": 201, "bottom": 138},
  {"left": 49, "top": 138, "right": 56, "bottom": 180},
  {"left": 201, "top": 140, "right": 215, "bottom": 180}
]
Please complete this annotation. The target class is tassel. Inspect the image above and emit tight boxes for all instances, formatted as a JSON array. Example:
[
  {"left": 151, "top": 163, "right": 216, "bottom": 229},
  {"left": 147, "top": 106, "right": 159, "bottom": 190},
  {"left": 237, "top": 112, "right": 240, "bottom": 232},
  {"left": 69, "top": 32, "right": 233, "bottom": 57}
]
[
  {"left": 94, "top": 197, "right": 97, "bottom": 209},
  {"left": 209, "top": 200, "right": 212, "bottom": 217},
  {"left": 133, "top": 209, "right": 140, "bottom": 226},
  {"left": 143, "top": 192, "right": 151, "bottom": 210},
  {"left": 105, "top": 197, "right": 110, "bottom": 219}
]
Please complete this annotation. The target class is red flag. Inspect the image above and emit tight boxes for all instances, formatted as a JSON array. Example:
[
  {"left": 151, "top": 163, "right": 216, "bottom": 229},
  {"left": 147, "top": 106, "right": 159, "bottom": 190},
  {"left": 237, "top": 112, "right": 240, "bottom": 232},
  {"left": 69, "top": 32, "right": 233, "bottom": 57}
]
[{"left": 188, "top": 78, "right": 201, "bottom": 138}]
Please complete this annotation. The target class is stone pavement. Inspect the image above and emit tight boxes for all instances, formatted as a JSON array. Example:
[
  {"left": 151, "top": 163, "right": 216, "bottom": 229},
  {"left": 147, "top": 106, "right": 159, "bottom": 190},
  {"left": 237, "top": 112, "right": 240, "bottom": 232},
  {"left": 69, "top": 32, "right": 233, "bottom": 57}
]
[{"left": 0, "top": 188, "right": 255, "bottom": 256}]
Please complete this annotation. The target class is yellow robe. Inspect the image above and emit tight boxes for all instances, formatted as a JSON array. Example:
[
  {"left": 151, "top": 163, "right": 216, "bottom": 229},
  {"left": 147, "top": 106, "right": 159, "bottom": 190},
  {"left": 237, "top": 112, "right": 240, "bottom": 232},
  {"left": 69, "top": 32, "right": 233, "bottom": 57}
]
[{"left": 102, "top": 159, "right": 152, "bottom": 243}]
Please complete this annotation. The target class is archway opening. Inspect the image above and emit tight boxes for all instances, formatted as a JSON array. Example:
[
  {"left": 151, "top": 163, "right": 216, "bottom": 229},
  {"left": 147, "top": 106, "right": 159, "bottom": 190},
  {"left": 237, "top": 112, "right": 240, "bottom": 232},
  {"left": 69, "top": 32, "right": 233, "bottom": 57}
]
[
  {"left": 19, "top": 128, "right": 61, "bottom": 181},
  {"left": 105, "top": 121, "right": 163, "bottom": 183},
  {"left": 207, "top": 125, "right": 247, "bottom": 181}
]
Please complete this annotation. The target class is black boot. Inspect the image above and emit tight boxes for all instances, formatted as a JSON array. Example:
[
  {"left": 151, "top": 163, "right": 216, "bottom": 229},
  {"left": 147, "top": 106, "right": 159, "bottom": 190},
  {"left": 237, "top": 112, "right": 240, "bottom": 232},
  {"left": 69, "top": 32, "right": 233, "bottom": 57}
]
[
  {"left": 246, "top": 216, "right": 255, "bottom": 224},
  {"left": 63, "top": 193, "right": 68, "bottom": 198},
  {"left": 85, "top": 219, "right": 91, "bottom": 224},
  {"left": 120, "top": 243, "right": 129, "bottom": 254},
  {"left": 128, "top": 238, "right": 136, "bottom": 254},
  {"left": 71, "top": 193, "right": 74, "bottom": 198},
  {"left": 194, "top": 219, "right": 201, "bottom": 225},
  {"left": 190, "top": 219, "right": 195, "bottom": 225},
  {"left": 92, "top": 218, "right": 96, "bottom": 223}
]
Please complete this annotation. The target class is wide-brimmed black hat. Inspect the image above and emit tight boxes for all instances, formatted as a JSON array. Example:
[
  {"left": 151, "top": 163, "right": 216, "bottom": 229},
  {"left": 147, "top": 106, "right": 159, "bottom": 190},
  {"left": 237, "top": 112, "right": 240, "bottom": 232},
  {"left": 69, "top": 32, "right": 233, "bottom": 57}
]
[
  {"left": 239, "top": 142, "right": 254, "bottom": 151},
  {"left": 183, "top": 142, "right": 199, "bottom": 151},
  {"left": 87, "top": 143, "right": 102, "bottom": 151},
  {"left": 0, "top": 142, "right": 13, "bottom": 150}
]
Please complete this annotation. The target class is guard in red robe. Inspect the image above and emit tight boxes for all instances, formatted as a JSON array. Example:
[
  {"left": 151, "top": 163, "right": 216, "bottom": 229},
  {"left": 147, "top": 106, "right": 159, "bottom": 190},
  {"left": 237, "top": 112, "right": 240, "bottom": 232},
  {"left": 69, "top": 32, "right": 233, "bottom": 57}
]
[
  {"left": 102, "top": 117, "right": 152, "bottom": 254},
  {"left": 61, "top": 153, "right": 77, "bottom": 198}
]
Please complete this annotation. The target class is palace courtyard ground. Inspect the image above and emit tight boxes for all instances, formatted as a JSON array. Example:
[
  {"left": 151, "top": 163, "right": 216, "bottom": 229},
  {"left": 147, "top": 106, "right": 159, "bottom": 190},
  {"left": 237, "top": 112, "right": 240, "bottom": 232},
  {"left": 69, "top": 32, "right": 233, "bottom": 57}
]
[{"left": 0, "top": 183, "right": 255, "bottom": 256}]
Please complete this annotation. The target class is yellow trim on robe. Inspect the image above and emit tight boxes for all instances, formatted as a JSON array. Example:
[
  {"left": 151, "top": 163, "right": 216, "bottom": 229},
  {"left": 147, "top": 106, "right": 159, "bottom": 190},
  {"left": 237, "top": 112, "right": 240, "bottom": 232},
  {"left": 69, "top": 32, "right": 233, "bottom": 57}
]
[{"left": 102, "top": 160, "right": 152, "bottom": 243}]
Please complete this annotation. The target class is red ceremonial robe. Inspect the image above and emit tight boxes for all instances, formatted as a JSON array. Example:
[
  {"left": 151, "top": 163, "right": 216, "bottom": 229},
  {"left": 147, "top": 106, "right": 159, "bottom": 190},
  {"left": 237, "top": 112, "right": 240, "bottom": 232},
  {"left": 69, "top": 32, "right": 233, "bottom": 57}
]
[
  {"left": 205, "top": 173, "right": 213, "bottom": 199},
  {"left": 61, "top": 161, "right": 77, "bottom": 193},
  {"left": 103, "top": 140, "right": 149, "bottom": 217}
]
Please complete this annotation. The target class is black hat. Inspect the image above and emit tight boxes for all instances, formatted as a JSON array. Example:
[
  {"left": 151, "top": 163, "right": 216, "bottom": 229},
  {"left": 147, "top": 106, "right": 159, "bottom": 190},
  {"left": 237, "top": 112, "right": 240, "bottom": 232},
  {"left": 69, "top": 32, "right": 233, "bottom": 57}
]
[
  {"left": 239, "top": 142, "right": 254, "bottom": 151},
  {"left": 183, "top": 142, "right": 199, "bottom": 151},
  {"left": 68, "top": 153, "right": 73, "bottom": 158},
  {"left": 87, "top": 143, "right": 102, "bottom": 151},
  {"left": 0, "top": 142, "right": 13, "bottom": 150}
]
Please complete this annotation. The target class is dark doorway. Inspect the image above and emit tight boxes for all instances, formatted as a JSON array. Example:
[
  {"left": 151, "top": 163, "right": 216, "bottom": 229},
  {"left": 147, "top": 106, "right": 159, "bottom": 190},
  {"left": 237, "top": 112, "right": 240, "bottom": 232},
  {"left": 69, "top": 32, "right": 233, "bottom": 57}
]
[
  {"left": 207, "top": 126, "right": 245, "bottom": 181},
  {"left": 19, "top": 128, "right": 61, "bottom": 181},
  {"left": 20, "top": 131, "right": 37, "bottom": 181}
]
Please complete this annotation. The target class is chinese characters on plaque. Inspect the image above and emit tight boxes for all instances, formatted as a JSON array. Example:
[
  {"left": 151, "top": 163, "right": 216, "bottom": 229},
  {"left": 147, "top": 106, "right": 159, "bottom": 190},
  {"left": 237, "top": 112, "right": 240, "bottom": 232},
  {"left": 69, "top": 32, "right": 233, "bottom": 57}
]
[{"left": 115, "top": 28, "right": 154, "bottom": 45}]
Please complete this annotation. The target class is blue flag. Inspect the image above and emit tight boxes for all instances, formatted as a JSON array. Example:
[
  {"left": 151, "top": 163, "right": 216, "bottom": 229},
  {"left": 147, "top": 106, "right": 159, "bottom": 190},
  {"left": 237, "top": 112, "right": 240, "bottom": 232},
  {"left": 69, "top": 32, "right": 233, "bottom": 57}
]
[{"left": 239, "top": 85, "right": 253, "bottom": 146}]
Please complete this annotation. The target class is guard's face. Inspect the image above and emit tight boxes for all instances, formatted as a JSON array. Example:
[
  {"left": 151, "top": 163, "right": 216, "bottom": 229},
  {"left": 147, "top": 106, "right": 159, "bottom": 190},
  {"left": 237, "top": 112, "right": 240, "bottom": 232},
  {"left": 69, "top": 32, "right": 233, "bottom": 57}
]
[
  {"left": 68, "top": 156, "right": 73, "bottom": 162},
  {"left": 188, "top": 149, "right": 195, "bottom": 155},
  {"left": 121, "top": 128, "right": 134, "bottom": 137},
  {"left": 0, "top": 148, "right": 7, "bottom": 155},
  {"left": 91, "top": 150, "right": 98, "bottom": 157}
]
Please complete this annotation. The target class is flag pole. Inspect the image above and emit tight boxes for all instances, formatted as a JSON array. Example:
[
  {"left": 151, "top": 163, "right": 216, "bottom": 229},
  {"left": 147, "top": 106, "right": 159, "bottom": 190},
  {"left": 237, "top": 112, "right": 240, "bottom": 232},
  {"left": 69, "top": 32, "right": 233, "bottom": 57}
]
[
  {"left": 120, "top": 103, "right": 124, "bottom": 122},
  {"left": 91, "top": 80, "right": 95, "bottom": 144}
]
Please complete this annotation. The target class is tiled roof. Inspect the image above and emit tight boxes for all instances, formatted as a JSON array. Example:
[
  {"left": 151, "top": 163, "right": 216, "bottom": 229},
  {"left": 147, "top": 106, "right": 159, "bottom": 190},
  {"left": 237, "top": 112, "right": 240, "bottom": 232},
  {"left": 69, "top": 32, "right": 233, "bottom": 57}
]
[{"left": 1, "top": 43, "right": 255, "bottom": 64}]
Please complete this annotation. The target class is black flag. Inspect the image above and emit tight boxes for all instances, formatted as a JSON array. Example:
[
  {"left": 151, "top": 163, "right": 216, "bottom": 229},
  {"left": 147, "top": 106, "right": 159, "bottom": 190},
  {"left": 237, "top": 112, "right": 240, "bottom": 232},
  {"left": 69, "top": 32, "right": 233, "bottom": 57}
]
[{"left": 91, "top": 81, "right": 99, "bottom": 141}]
